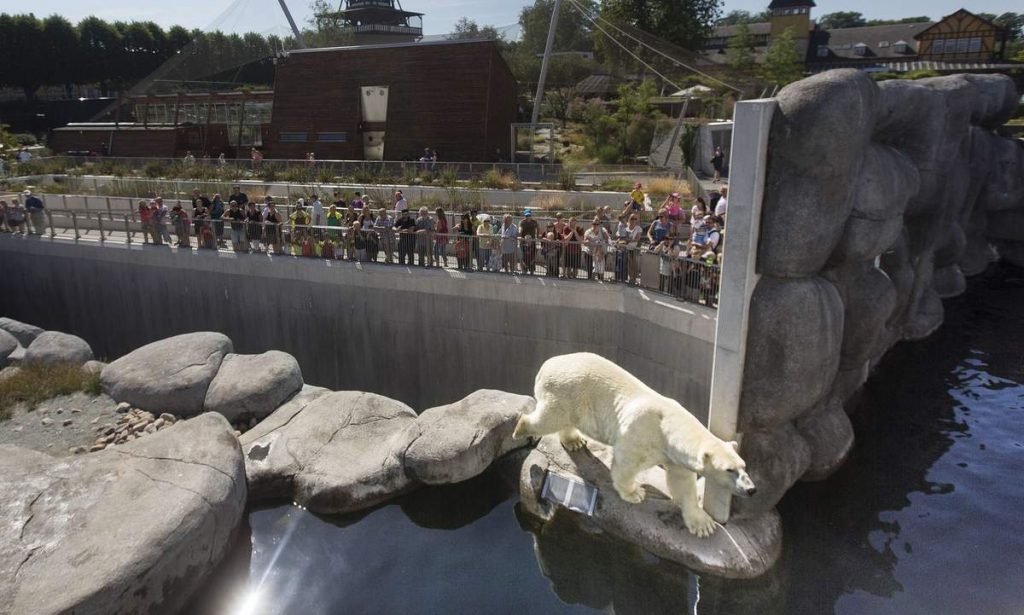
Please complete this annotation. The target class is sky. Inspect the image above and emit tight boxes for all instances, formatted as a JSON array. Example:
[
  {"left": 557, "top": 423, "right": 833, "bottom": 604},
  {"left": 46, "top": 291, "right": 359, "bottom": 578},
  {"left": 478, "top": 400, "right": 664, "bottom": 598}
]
[{"left": 13, "top": 0, "right": 1022, "bottom": 38}]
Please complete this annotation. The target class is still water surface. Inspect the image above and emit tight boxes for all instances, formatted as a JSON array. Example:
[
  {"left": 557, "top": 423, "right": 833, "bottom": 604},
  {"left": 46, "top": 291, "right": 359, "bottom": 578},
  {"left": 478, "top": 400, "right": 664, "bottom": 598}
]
[{"left": 195, "top": 267, "right": 1024, "bottom": 615}]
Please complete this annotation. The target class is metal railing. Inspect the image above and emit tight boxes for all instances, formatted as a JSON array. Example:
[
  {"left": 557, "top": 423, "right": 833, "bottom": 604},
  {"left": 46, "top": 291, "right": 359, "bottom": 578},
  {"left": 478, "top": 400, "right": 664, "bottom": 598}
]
[{"left": 0, "top": 210, "right": 721, "bottom": 309}]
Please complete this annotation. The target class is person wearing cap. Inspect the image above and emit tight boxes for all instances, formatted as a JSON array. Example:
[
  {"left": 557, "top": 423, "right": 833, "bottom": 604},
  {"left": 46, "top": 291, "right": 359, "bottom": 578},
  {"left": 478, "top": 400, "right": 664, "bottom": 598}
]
[
  {"left": 519, "top": 208, "right": 539, "bottom": 274},
  {"left": 23, "top": 189, "right": 45, "bottom": 236},
  {"left": 393, "top": 208, "right": 417, "bottom": 265}
]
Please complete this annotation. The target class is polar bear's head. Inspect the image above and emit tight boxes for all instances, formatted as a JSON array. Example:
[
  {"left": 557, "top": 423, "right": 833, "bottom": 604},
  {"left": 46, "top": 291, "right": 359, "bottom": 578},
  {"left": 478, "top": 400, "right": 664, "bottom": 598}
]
[{"left": 700, "top": 441, "right": 757, "bottom": 498}]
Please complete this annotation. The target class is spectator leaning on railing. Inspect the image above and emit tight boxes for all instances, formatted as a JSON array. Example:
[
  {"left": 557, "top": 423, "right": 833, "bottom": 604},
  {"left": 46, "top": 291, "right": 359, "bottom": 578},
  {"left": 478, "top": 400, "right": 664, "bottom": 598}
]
[
  {"left": 519, "top": 209, "right": 539, "bottom": 274},
  {"left": 23, "top": 189, "right": 45, "bottom": 236}
]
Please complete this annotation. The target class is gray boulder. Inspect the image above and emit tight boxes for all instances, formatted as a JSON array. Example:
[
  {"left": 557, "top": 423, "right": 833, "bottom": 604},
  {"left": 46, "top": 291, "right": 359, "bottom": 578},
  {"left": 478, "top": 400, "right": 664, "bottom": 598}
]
[
  {"left": 933, "top": 264, "right": 966, "bottom": 299},
  {"left": 241, "top": 390, "right": 418, "bottom": 513},
  {"left": 204, "top": 351, "right": 303, "bottom": 422},
  {"left": 739, "top": 276, "right": 844, "bottom": 431},
  {"left": 0, "top": 329, "right": 17, "bottom": 367},
  {"left": 402, "top": 389, "right": 534, "bottom": 484},
  {"left": 962, "top": 73, "right": 1019, "bottom": 127},
  {"left": 0, "top": 317, "right": 43, "bottom": 347},
  {"left": 731, "top": 423, "right": 811, "bottom": 519},
  {"left": 81, "top": 360, "right": 106, "bottom": 376},
  {"left": 795, "top": 398, "right": 854, "bottom": 481},
  {"left": 831, "top": 213, "right": 904, "bottom": 265},
  {"left": 101, "top": 332, "right": 232, "bottom": 417},
  {"left": 839, "top": 266, "right": 897, "bottom": 369},
  {"left": 518, "top": 434, "right": 782, "bottom": 579},
  {"left": 25, "top": 331, "right": 94, "bottom": 366},
  {"left": 0, "top": 413, "right": 245, "bottom": 615}
]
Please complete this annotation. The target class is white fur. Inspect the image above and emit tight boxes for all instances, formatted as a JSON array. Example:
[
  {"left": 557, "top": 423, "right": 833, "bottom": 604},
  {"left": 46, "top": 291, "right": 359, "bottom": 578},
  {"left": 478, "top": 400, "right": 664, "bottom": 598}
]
[{"left": 513, "top": 352, "right": 756, "bottom": 538}]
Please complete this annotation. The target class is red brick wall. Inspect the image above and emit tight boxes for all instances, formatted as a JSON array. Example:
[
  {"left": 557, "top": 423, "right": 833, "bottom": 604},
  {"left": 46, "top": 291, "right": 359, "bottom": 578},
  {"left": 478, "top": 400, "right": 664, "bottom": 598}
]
[{"left": 268, "top": 40, "right": 517, "bottom": 162}]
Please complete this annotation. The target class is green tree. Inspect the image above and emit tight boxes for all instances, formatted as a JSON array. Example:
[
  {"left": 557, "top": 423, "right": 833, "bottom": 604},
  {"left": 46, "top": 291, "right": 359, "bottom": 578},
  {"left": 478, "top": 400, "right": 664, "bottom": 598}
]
[
  {"left": 0, "top": 14, "right": 46, "bottom": 100},
  {"left": 449, "top": 17, "right": 502, "bottom": 41},
  {"left": 598, "top": 0, "right": 722, "bottom": 50},
  {"left": 761, "top": 27, "right": 804, "bottom": 87},
  {"left": 864, "top": 16, "right": 931, "bottom": 26},
  {"left": 78, "top": 16, "right": 122, "bottom": 95},
  {"left": 518, "top": 0, "right": 597, "bottom": 55},
  {"left": 818, "top": 11, "right": 866, "bottom": 30},
  {"left": 726, "top": 22, "right": 756, "bottom": 74},
  {"left": 40, "top": 15, "right": 80, "bottom": 96},
  {"left": 717, "top": 10, "right": 769, "bottom": 26}
]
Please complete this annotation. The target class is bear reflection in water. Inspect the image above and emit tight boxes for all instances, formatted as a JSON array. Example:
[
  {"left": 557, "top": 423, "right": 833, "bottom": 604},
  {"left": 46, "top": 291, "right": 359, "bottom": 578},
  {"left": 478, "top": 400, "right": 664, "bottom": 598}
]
[{"left": 516, "top": 506, "right": 785, "bottom": 615}]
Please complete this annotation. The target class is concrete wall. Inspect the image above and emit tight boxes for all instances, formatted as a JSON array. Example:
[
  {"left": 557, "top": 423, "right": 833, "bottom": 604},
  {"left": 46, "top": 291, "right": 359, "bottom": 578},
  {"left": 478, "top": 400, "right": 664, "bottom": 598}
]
[
  {"left": 731, "top": 70, "right": 1024, "bottom": 519},
  {"left": 0, "top": 236, "right": 716, "bottom": 413}
]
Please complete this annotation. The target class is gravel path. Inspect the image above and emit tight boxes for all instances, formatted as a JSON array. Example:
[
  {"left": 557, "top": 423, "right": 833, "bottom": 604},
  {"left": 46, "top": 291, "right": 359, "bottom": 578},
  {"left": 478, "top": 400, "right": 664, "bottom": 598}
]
[{"left": 0, "top": 392, "right": 120, "bottom": 456}]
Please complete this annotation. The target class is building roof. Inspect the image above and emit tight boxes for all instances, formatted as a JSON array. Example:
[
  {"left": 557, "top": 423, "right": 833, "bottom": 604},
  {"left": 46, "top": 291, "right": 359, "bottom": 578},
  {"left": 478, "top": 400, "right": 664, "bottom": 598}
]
[
  {"left": 712, "top": 22, "right": 772, "bottom": 39},
  {"left": 287, "top": 37, "right": 496, "bottom": 55},
  {"left": 808, "top": 59, "right": 1024, "bottom": 74},
  {"left": 768, "top": 0, "right": 815, "bottom": 8},
  {"left": 810, "top": 22, "right": 933, "bottom": 62},
  {"left": 915, "top": 9, "right": 1004, "bottom": 38},
  {"left": 576, "top": 74, "right": 623, "bottom": 96}
]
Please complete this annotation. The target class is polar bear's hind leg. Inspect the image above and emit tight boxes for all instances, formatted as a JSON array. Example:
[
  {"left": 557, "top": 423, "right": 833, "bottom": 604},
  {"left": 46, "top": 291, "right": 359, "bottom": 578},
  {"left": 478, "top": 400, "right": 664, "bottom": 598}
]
[{"left": 666, "top": 466, "right": 717, "bottom": 538}]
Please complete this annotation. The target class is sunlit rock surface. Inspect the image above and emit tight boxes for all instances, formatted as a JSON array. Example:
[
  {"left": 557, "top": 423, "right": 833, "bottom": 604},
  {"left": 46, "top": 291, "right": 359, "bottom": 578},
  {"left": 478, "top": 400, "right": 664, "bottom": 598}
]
[{"left": 0, "top": 413, "right": 245, "bottom": 615}]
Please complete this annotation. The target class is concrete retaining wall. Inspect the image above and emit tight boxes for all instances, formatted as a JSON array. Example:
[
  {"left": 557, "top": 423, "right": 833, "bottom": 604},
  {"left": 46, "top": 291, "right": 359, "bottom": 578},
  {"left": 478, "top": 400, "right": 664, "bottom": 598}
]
[
  {"left": 732, "top": 70, "right": 1024, "bottom": 518},
  {"left": 0, "top": 236, "right": 716, "bottom": 413}
]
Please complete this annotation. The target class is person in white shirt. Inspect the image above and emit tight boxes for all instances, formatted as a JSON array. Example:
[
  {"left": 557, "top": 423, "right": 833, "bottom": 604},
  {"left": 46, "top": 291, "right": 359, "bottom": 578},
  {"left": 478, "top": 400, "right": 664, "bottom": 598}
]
[
  {"left": 310, "top": 194, "right": 324, "bottom": 226},
  {"left": 393, "top": 191, "right": 408, "bottom": 218},
  {"left": 714, "top": 186, "right": 728, "bottom": 218},
  {"left": 583, "top": 218, "right": 611, "bottom": 281}
]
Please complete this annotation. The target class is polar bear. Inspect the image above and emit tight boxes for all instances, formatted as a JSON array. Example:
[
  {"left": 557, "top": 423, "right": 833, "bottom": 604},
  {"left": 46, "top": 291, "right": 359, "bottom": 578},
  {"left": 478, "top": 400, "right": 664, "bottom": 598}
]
[{"left": 512, "top": 352, "right": 756, "bottom": 538}]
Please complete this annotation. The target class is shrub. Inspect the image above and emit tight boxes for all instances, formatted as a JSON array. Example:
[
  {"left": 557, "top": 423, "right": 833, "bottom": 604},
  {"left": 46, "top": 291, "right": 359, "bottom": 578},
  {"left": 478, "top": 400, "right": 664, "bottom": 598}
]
[
  {"left": 598, "top": 178, "right": 634, "bottom": 192},
  {"left": 142, "top": 162, "right": 166, "bottom": 178},
  {"left": 595, "top": 144, "right": 620, "bottom": 164},
  {"left": 646, "top": 176, "right": 690, "bottom": 199},
  {"left": 0, "top": 362, "right": 102, "bottom": 419},
  {"left": 481, "top": 168, "right": 519, "bottom": 190},
  {"left": 558, "top": 168, "right": 578, "bottom": 191}
]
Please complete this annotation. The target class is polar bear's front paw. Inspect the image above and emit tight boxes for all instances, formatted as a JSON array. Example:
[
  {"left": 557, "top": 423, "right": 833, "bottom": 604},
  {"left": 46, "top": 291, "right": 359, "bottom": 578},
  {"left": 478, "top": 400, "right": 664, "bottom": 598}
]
[
  {"left": 559, "top": 431, "right": 587, "bottom": 451},
  {"left": 683, "top": 507, "right": 717, "bottom": 538},
  {"left": 615, "top": 484, "right": 646, "bottom": 504}
]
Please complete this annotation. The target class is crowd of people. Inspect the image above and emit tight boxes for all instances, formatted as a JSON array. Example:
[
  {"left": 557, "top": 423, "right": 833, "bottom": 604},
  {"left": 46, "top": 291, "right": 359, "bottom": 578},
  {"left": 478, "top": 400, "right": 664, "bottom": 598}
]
[
  {"left": 0, "top": 189, "right": 47, "bottom": 235},
  {"left": 1, "top": 181, "right": 726, "bottom": 306}
]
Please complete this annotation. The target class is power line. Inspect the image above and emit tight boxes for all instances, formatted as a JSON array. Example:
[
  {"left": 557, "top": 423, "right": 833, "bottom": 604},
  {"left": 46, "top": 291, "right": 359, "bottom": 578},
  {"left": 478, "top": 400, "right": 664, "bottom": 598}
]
[
  {"left": 565, "top": 0, "right": 683, "bottom": 91},
  {"left": 567, "top": 0, "right": 742, "bottom": 93}
]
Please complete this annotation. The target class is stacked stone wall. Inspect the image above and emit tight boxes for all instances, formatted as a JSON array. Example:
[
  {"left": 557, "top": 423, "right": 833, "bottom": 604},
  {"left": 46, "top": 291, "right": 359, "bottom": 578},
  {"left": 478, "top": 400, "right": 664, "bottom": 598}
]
[{"left": 735, "top": 70, "right": 1024, "bottom": 518}]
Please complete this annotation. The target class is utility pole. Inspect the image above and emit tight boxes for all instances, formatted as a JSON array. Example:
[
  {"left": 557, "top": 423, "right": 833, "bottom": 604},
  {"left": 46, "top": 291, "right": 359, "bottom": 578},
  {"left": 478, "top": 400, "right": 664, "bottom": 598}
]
[
  {"left": 278, "top": 0, "right": 308, "bottom": 49},
  {"left": 531, "top": 0, "right": 562, "bottom": 126}
]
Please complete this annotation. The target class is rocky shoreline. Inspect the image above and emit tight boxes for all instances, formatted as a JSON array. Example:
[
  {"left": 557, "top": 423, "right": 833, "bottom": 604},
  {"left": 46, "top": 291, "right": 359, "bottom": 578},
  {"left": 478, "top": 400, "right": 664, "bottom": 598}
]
[{"left": 0, "top": 316, "right": 780, "bottom": 614}]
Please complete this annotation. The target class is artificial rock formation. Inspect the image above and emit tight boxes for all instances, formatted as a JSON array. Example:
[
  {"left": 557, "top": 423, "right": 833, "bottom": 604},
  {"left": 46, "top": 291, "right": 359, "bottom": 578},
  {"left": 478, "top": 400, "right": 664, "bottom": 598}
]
[
  {"left": 240, "top": 389, "right": 418, "bottom": 513},
  {"left": 25, "top": 331, "right": 94, "bottom": 366},
  {"left": 101, "top": 332, "right": 233, "bottom": 417},
  {"left": 0, "top": 413, "right": 246, "bottom": 615},
  {"left": 203, "top": 351, "right": 304, "bottom": 422},
  {"left": 0, "top": 329, "right": 17, "bottom": 367},
  {"left": 0, "top": 317, "right": 43, "bottom": 347},
  {"left": 402, "top": 389, "right": 534, "bottom": 484},
  {"left": 518, "top": 435, "right": 781, "bottom": 579},
  {"left": 735, "top": 70, "right": 1023, "bottom": 517}
]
